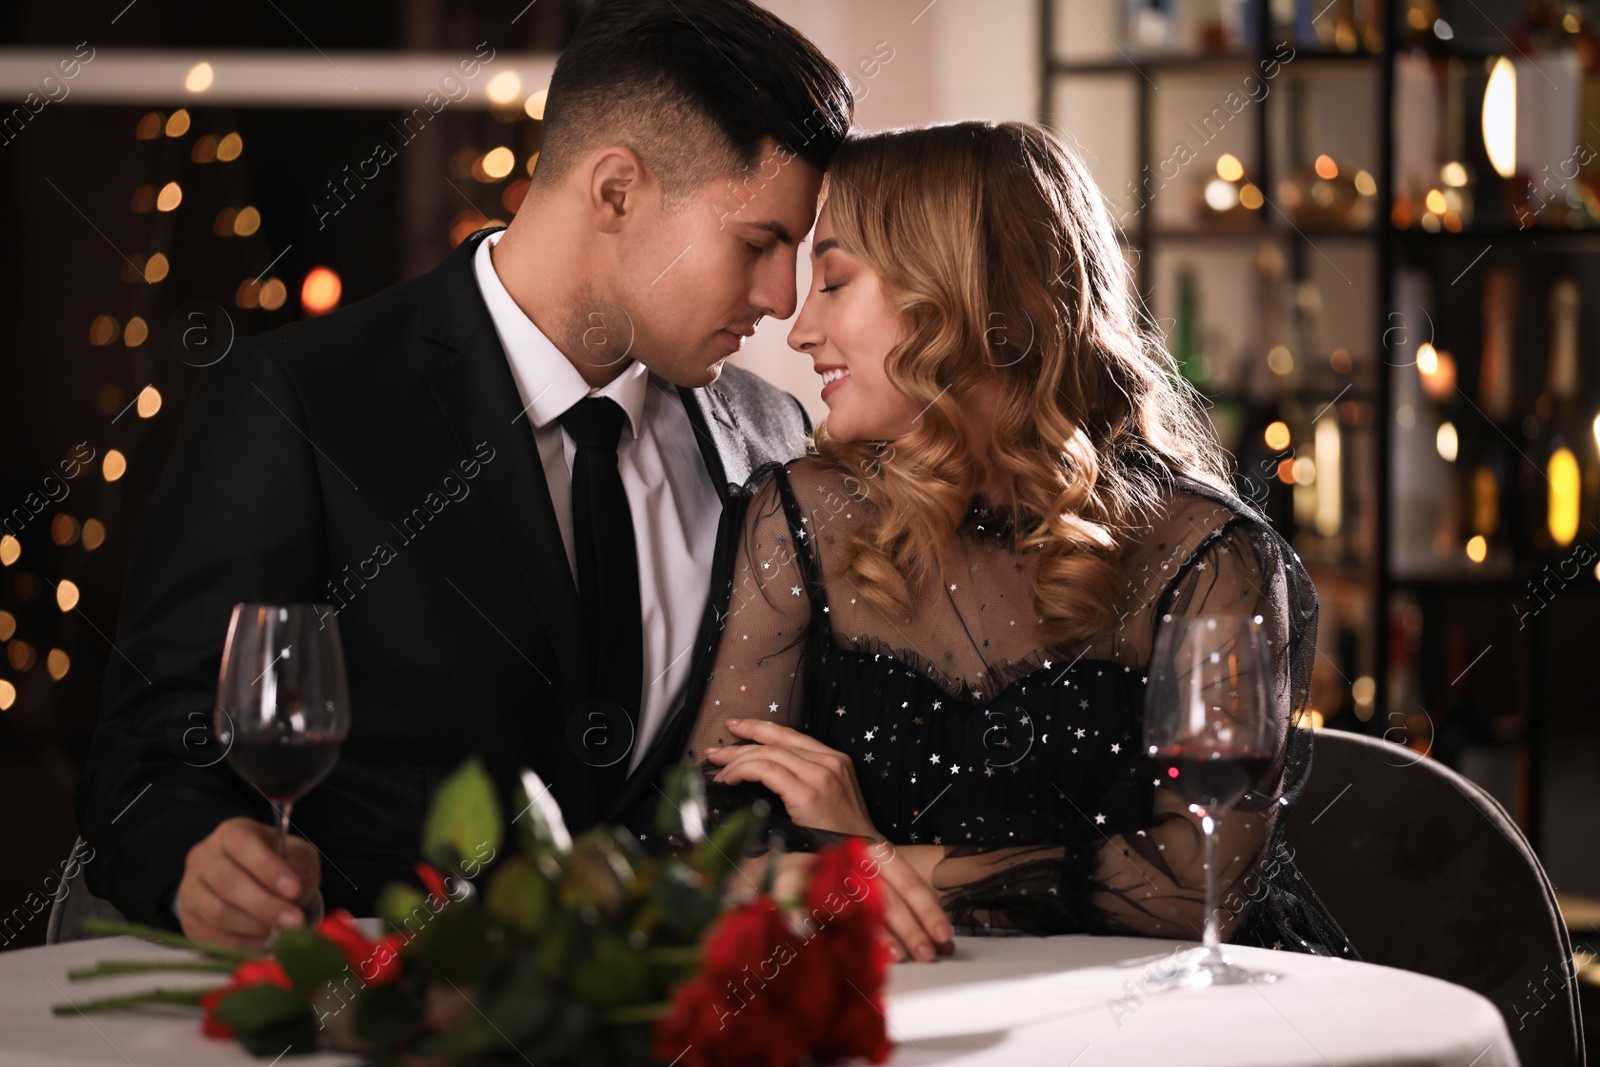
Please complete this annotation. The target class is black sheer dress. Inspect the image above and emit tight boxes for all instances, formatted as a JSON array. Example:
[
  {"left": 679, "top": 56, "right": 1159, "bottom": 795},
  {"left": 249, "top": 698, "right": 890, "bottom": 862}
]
[{"left": 685, "top": 455, "right": 1357, "bottom": 958}]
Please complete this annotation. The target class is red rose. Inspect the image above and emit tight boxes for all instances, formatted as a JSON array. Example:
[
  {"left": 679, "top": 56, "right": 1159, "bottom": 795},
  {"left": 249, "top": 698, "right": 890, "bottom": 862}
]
[
  {"left": 814, "top": 993, "right": 893, "bottom": 1065},
  {"left": 315, "top": 909, "right": 406, "bottom": 986},
  {"left": 800, "top": 840, "right": 892, "bottom": 1065},
  {"left": 655, "top": 841, "right": 893, "bottom": 1067},
  {"left": 199, "top": 958, "right": 293, "bottom": 1039},
  {"left": 654, "top": 899, "right": 817, "bottom": 1067},
  {"left": 415, "top": 861, "right": 451, "bottom": 904}
]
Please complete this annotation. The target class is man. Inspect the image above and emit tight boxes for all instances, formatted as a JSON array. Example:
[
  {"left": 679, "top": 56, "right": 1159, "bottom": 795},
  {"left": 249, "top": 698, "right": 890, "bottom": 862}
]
[{"left": 76, "top": 0, "right": 851, "bottom": 948}]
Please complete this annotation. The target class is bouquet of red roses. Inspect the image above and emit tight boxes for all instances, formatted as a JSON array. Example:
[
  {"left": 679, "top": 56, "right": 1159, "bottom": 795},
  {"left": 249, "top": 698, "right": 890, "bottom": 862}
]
[{"left": 55, "top": 759, "right": 893, "bottom": 1066}]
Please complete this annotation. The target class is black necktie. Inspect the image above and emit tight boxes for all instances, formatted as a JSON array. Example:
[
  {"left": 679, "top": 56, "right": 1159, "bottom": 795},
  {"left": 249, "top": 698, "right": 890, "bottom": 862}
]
[{"left": 557, "top": 397, "right": 643, "bottom": 795}]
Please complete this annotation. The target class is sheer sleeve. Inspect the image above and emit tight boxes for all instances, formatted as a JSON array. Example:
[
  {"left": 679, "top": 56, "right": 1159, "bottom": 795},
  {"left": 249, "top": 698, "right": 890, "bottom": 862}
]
[
  {"left": 930, "top": 506, "right": 1316, "bottom": 945},
  {"left": 683, "top": 464, "right": 815, "bottom": 829}
]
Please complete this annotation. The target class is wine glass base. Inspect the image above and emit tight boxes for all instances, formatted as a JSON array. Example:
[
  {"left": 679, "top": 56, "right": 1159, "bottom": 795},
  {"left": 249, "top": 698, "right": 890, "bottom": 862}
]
[{"left": 1146, "top": 947, "right": 1281, "bottom": 990}]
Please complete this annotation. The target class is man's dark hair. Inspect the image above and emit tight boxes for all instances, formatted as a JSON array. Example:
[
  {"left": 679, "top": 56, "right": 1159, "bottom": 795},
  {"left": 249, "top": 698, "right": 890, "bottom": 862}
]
[{"left": 533, "top": 0, "right": 853, "bottom": 202}]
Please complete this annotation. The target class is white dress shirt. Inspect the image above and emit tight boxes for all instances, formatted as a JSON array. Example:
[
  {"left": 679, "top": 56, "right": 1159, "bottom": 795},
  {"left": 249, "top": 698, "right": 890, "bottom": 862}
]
[{"left": 473, "top": 229, "right": 722, "bottom": 773}]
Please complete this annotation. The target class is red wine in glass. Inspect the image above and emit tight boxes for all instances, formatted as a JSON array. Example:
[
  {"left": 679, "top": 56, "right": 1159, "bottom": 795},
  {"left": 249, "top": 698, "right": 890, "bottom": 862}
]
[
  {"left": 1155, "top": 745, "right": 1274, "bottom": 810},
  {"left": 215, "top": 604, "right": 350, "bottom": 869},
  {"left": 225, "top": 734, "right": 342, "bottom": 803},
  {"left": 1143, "top": 613, "right": 1281, "bottom": 988}
]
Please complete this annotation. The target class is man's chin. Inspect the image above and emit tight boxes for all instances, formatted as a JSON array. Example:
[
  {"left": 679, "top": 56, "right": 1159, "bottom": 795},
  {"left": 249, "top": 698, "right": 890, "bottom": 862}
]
[{"left": 688, "top": 357, "right": 728, "bottom": 388}]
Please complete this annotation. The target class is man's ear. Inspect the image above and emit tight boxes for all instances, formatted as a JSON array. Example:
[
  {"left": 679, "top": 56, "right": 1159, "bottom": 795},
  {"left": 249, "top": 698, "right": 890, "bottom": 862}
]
[{"left": 585, "top": 146, "right": 655, "bottom": 234}]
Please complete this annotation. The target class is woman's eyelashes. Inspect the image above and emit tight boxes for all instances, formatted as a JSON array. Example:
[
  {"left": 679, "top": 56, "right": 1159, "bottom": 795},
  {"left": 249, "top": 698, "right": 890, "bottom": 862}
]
[{"left": 819, "top": 279, "right": 845, "bottom": 293}]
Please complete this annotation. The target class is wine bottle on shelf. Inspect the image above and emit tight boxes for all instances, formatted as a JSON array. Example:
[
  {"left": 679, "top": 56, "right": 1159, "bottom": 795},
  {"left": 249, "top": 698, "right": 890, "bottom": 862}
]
[
  {"left": 1462, "top": 268, "right": 1521, "bottom": 571},
  {"left": 1292, "top": 0, "right": 1370, "bottom": 52},
  {"left": 1173, "top": 265, "right": 1208, "bottom": 390},
  {"left": 1124, "top": 0, "right": 1176, "bottom": 54},
  {"left": 1527, "top": 278, "right": 1588, "bottom": 554},
  {"left": 1232, "top": 244, "right": 1298, "bottom": 541},
  {"left": 1507, "top": 2, "right": 1596, "bottom": 229},
  {"left": 1393, "top": 2, "right": 1453, "bottom": 230},
  {"left": 1390, "top": 268, "right": 1460, "bottom": 576}
]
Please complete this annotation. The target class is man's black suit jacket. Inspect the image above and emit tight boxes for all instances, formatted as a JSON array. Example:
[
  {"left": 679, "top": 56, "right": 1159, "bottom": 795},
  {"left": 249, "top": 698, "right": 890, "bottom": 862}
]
[{"left": 75, "top": 227, "right": 810, "bottom": 928}]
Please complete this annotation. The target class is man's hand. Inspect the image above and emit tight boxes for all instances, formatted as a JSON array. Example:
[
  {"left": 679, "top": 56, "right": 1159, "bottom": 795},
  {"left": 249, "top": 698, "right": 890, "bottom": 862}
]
[{"left": 178, "top": 817, "right": 321, "bottom": 948}]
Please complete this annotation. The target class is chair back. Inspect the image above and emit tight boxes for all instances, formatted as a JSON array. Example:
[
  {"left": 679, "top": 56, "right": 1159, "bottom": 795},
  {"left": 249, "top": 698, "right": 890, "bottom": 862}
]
[
  {"left": 44, "top": 836, "right": 126, "bottom": 944},
  {"left": 1286, "top": 728, "right": 1584, "bottom": 1067}
]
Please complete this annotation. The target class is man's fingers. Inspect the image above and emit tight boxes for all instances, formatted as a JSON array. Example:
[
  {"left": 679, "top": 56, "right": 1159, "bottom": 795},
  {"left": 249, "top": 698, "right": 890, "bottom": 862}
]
[
  {"left": 281, "top": 837, "right": 323, "bottom": 905},
  {"left": 180, "top": 882, "right": 275, "bottom": 948},
  {"left": 200, "top": 858, "right": 304, "bottom": 931},
  {"left": 219, "top": 821, "right": 301, "bottom": 899}
]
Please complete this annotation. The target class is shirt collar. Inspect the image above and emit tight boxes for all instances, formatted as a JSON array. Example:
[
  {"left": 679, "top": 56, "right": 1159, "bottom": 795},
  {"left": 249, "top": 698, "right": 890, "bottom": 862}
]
[{"left": 473, "top": 228, "right": 650, "bottom": 440}]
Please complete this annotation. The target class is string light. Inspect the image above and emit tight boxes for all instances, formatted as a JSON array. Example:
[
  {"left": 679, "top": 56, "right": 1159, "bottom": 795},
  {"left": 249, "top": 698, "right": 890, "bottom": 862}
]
[
  {"left": 301, "top": 267, "right": 342, "bottom": 315},
  {"left": 185, "top": 63, "right": 213, "bottom": 93}
]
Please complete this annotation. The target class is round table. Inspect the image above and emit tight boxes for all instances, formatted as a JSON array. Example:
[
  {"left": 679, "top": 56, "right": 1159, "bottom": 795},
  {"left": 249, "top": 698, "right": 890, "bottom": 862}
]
[{"left": 2, "top": 934, "right": 1517, "bottom": 1066}]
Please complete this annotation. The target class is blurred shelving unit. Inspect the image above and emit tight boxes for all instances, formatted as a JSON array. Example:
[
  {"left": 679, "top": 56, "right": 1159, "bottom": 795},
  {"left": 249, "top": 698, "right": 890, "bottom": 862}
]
[{"left": 1040, "top": 0, "right": 1600, "bottom": 856}]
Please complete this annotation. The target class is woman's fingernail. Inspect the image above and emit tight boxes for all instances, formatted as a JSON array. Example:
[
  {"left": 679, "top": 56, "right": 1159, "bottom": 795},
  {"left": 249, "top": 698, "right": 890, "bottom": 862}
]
[
  {"left": 278, "top": 909, "right": 302, "bottom": 928},
  {"left": 276, "top": 876, "right": 298, "bottom": 897},
  {"left": 726, "top": 718, "right": 742, "bottom": 726},
  {"left": 705, "top": 745, "right": 721, "bottom": 754},
  {"left": 915, "top": 942, "right": 935, "bottom": 961},
  {"left": 934, "top": 923, "right": 953, "bottom": 942},
  {"left": 889, "top": 943, "right": 905, "bottom": 961}
]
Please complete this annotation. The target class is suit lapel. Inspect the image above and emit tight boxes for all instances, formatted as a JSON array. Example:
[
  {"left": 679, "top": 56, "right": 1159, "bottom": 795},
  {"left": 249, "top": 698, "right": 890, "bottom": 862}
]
[
  {"left": 419, "top": 229, "right": 586, "bottom": 710},
  {"left": 417, "top": 228, "right": 785, "bottom": 827}
]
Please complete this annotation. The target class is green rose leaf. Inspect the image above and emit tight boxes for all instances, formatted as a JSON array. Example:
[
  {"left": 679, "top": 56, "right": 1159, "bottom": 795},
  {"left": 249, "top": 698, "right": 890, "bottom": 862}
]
[
  {"left": 654, "top": 764, "right": 709, "bottom": 842},
  {"left": 211, "top": 982, "right": 317, "bottom": 1054},
  {"left": 650, "top": 865, "right": 722, "bottom": 940},
  {"left": 353, "top": 981, "right": 418, "bottom": 1047},
  {"left": 691, "top": 801, "right": 766, "bottom": 886},
  {"left": 422, "top": 757, "right": 502, "bottom": 869},
  {"left": 569, "top": 930, "right": 652, "bottom": 1007},
  {"left": 274, "top": 928, "right": 349, "bottom": 994},
  {"left": 412, "top": 900, "right": 495, "bottom": 985},
  {"left": 484, "top": 856, "right": 553, "bottom": 935},
  {"left": 375, "top": 883, "right": 429, "bottom": 934},
  {"left": 477, "top": 955, "right": 554, "bottom": 1045}
]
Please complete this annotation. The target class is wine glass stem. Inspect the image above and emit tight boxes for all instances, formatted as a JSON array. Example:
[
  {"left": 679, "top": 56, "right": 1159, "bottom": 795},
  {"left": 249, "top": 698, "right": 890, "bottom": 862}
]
[
  {"left": 276, "top": 800, "right": 293, "bottom": 859},
  {"left": 1200, "top": 808, "right": 1221, "bottom": 958}
]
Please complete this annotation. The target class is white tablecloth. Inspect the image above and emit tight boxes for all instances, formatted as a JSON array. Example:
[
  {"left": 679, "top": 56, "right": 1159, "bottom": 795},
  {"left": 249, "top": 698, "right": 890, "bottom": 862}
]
[{"left": 1, "top": 934, "right": 1517, "bottom": 1066}]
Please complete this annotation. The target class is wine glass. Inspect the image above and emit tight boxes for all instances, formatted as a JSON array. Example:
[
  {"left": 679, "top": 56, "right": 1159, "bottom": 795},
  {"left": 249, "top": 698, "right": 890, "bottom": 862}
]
[
  {"left": 1142, "top": 612, "right": 1281, "bottom": 988},
  {"left": 214, "top": 604, "right": 350, "bottom": 908}
]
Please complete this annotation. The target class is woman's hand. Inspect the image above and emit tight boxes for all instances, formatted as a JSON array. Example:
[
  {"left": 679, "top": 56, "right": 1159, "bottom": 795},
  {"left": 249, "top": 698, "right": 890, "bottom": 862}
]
[
  {"left": 705, "top": 718, "right": 878, "bottom": 839},
  {"left": 739, "top": 845, "right": 955, "bottom": 963}
]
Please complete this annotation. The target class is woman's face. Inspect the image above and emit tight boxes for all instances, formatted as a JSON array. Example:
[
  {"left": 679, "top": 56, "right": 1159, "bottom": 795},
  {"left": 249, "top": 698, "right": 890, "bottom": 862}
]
[{"left": 788, "top": 205, "right": 923, "bottom": 442}]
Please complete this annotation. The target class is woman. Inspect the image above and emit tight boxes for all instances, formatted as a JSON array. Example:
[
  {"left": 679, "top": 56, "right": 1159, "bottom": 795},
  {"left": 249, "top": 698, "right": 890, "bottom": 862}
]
[{"left": 687, "top": 120, "right": 1356, "bottom": 967}]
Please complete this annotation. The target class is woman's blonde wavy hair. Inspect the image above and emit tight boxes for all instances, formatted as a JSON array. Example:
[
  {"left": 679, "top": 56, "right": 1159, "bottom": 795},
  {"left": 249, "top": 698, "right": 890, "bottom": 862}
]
[{"left": 812, "top": 120, "right": 1232, "bottom": 644}]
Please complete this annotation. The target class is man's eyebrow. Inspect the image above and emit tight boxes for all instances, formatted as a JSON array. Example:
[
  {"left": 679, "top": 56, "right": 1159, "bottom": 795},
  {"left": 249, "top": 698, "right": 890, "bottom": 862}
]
[
  {"left": 746, "top": 220, "right": 794, "bottom": 244},
  {"left": 811, "top": 236, "right": 839, "bottom": 258}
]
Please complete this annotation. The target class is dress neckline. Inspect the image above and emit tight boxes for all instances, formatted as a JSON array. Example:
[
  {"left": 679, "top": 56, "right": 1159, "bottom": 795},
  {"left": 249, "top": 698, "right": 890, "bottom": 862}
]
[
  {"left": 960, "top": 496, "right": 1038, "bottom": 545},
  {"left": 829, "top": 631, "right": 1144, "bottom": 707}
]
